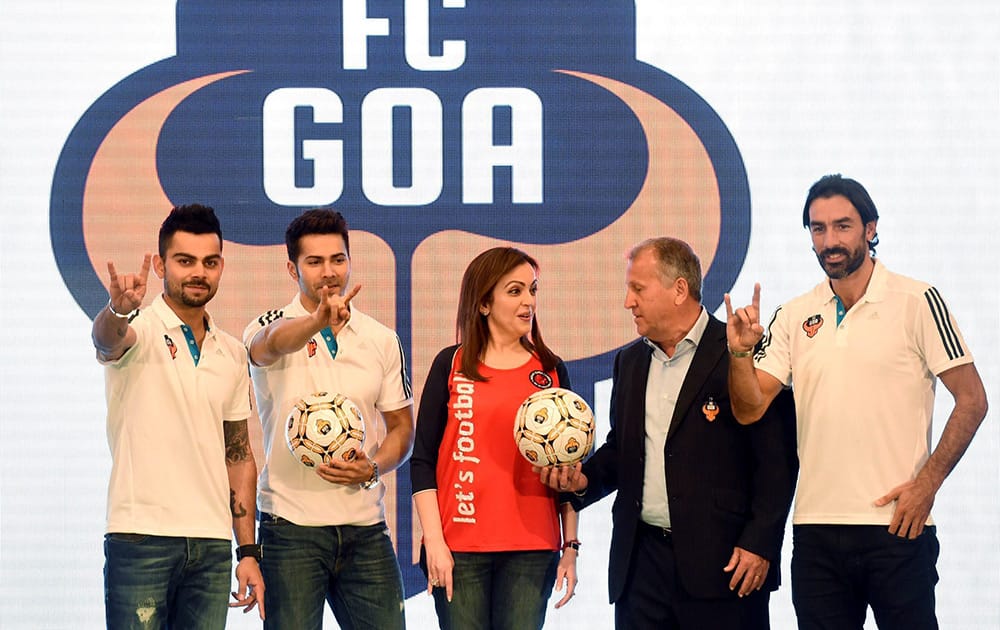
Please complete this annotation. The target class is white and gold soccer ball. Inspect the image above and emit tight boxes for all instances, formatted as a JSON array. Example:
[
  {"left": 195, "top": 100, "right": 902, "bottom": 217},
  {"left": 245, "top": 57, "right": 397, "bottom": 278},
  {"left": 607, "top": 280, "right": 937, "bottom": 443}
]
[
  {"left": 514, "top": 387, "right": 595, "bottom": 466},
  {"left": 286, "top": 392, "right": 365, "bottom": 468}
]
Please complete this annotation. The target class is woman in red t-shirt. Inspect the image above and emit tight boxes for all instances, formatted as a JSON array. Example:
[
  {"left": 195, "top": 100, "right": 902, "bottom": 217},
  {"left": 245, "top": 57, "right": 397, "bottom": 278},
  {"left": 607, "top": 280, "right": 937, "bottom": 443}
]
[{"left": 411, "top": 247, "right": 579, "bottom": 629}]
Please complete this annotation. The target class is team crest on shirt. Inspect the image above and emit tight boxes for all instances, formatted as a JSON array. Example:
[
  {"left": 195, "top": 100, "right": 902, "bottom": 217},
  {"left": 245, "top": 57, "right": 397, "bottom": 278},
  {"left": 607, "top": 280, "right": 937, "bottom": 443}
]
[
  {"left": 802, "top": 314, "right": 824, "bottom": 338},
  {"left": 702, "top": 396, "right": 719, "bottom": 422},
  {"left": 529, "top": 370, "right": 553, "bottom": 389},
  {"left": 164, "top": 335, "right": 178, "bottom": 360},
  {"left": 307, "top": 339, "right": 318, "bottom": 358}
]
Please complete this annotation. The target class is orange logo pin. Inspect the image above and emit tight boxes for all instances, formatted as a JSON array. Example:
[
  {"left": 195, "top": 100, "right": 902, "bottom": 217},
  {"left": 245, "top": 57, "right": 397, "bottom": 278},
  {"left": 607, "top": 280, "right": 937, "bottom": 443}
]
[{"left": 702, "top": 396, "right": 719, "bottom": 422}]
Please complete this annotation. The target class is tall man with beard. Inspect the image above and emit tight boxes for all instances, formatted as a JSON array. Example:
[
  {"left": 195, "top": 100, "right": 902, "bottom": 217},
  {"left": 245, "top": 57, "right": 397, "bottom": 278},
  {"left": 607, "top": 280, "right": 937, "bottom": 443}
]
[
  {"left": 93, "top": 204, "right": 264, "bottom": 628},
  {"left": 244, "top": 208, "right": 414, "bottom": 629},
  {"left": 725, "top": 174, "right": 988, "bottom": 628}
]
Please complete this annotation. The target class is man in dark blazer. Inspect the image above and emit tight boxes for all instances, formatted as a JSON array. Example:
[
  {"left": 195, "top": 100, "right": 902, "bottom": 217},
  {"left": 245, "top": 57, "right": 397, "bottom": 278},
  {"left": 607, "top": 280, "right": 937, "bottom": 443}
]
[{"left": 539, "top": 237, "right": 797, "bottom": 628}]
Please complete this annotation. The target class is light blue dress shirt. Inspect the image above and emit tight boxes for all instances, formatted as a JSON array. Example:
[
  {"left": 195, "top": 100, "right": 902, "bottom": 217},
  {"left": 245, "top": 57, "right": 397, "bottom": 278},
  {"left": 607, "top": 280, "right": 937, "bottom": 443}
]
[{"left": 639, "top": 307, "right": 709, "bottom": 530}]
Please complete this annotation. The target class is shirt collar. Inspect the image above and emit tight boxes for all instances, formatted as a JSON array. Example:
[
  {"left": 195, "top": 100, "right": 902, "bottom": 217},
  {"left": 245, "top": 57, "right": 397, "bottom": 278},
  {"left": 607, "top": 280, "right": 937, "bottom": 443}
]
[
  {"left": 150, "top": 293, "right": 215, "bottom": 337},
  {"left": 642, "top": 306, "right": 708, "bottom": 360},
  {"left": 819, "top": 257, "right": 887, "bottom": 306}
]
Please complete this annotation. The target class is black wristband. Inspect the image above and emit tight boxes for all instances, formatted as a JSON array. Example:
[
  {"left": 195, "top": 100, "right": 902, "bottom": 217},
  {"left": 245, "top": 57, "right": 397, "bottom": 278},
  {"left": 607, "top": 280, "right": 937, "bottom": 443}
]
[{"left": 235, "top": 543, "right": 262, "bottom": 562}]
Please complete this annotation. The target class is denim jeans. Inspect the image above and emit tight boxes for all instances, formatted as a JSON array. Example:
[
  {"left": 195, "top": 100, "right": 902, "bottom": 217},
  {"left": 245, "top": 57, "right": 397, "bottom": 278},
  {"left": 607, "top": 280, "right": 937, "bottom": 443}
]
[
  {"left": 422, "top": 548, "right": 559, "bottom": 630},
  {"left": 792, "top": 524, "right": 940, "bottom": 630},
  {"left": 103, "top": 533, "right": 232, "bottom": 630},
  {"left": 259, "top": 514, "right": 405, "bottom": 630}
]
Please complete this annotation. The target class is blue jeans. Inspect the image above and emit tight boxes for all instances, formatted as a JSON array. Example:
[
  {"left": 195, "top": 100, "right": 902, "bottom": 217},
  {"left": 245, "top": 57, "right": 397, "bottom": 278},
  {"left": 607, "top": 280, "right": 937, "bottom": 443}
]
[
  {"left": 421, "top": 548, "right": 559, "bottom": 630},
  {"left": 103, "top": 533, "right": 232, "bottom": 630},
  {"left": 259, "top": 514, "right": 405, "bottom": 630},
  {"left": 792, "top": 524, "right": 940, "bottom": 630}
]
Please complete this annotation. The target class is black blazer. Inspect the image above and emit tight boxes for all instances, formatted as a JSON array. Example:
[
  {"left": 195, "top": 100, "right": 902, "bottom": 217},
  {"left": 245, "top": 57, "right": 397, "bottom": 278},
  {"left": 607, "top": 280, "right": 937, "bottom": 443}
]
[{"left": 574, "top": 315, "right": 797, "bottom": 602}]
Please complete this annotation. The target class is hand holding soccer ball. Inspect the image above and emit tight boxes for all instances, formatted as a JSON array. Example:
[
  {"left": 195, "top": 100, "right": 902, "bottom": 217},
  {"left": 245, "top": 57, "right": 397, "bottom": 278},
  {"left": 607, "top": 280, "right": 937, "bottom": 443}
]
[
  {"left": 286, "top": 392, "right": 365, "bottom": 468},
  {"left": 514, "top": 387, "right": 595, "bottom": 466}
]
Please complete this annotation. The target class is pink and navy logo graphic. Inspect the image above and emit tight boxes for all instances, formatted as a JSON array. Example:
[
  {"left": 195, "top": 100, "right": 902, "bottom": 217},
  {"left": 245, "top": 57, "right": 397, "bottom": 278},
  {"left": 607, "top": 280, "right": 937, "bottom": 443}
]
[{"left": 50, "top": 1, "right": 750, "bottom": 594}]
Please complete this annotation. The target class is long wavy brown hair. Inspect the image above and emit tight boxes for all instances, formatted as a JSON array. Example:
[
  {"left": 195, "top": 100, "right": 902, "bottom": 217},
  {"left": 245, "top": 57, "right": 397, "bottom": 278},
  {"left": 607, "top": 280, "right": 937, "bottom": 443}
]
[{"left": 455, "top": 247, "right": 559, "bottom": 381}]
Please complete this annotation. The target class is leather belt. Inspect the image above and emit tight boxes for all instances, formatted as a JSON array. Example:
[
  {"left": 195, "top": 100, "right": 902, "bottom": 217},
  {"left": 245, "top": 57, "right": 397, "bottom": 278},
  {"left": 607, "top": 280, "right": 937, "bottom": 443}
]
[{"left": 638, "top": 521, "right": 673, "bottom": 540}]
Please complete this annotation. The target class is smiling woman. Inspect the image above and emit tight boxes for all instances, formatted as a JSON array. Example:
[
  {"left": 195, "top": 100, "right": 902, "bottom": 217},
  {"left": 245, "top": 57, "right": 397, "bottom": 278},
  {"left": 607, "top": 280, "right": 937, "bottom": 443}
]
[{"left": 410, "top": 247, "right": 582, "bottom": 629}]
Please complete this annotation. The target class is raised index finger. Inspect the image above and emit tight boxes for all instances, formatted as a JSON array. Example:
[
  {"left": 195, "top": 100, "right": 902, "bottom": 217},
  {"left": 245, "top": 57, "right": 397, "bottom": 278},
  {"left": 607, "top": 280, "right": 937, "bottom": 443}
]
[
  {"left": 723, "top": 293, "right": 735, "bottom": 318},
  {"left": 751, "top": 282, "right": 761, "bottom": 314},
  {"left": 106, "top": 260, "right": 119, "bottom": 284},
  {"left": 138, "top": 253, "right": 152, "bottom": 281},
  {"left": 343, "top": 284, "right": 362, "bottom": 306}
]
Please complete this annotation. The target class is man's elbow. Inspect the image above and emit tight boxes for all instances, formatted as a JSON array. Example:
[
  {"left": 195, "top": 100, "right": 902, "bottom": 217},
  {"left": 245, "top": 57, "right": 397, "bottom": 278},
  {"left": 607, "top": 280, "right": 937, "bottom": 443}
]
[{"left": 732, "top": 402, "right": 765, "bottom": 425}]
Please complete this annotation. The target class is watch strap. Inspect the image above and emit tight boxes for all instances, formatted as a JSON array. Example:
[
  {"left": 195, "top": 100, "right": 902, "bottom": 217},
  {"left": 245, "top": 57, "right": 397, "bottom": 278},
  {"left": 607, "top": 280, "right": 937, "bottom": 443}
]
[{"left": 235, "top": 543, "right": 262, "bottom": 562}]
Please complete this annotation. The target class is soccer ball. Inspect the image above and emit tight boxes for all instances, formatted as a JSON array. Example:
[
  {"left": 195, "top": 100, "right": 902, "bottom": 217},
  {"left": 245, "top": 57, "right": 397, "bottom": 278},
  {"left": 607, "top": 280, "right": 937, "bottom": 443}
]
[
  {"left": 514, "top": 387, "right": 595, "bottom": 466},
  {"left": 286, "top": 392, "right": 365, "bottom": 468}
]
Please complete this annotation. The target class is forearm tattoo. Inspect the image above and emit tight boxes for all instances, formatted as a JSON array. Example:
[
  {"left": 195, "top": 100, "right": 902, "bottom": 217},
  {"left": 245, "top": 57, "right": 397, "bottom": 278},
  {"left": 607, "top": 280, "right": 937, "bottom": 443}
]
[
  {"left": 230, "top": 489, "right": 248, "bottom": 518},
  {"left": 224, "top": 420, "right": 252, "bottom": 465}
]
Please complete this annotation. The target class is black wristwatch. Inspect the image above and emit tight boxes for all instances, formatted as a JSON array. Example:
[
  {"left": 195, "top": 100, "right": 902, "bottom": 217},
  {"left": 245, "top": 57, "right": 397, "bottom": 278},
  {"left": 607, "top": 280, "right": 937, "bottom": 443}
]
[{"left": 235, "top": 543, "right": 262, "bottom": 562}]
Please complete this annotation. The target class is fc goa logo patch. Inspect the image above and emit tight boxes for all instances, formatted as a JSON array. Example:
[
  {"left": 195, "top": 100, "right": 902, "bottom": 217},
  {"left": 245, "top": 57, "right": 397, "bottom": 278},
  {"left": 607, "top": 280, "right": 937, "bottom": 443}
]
[
  {"left": 802, "top": 314, "right": 824, "bottom": 338},
  {"left": 529, "top": 370, "right": 554, "bottom": 389},
  {"left": 163, "top": 335, "right": 178, "bottom": 361},
  {"left": 49, "top": 1, "right": 751, "bottom": 596}
]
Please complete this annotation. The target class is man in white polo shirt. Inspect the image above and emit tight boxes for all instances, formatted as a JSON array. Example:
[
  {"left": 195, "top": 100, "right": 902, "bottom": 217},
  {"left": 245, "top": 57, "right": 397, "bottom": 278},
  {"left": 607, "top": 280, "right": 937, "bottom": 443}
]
[
  {"left": 93, "top": 204, "right": 264, "bottom": 628},
  {"left": 724, "top": 174, "right": 988, "bottom": 628},
  {"left": 244, "top": 208, "right": 414, "bottom": 630}
]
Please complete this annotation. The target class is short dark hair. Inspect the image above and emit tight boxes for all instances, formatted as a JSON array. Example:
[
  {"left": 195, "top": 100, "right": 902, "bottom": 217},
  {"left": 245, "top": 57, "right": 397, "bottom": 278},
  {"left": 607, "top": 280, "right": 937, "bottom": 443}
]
[
  {"left": 628, "top": 237, "right": 703, "bottom": 302},
  {"left": 285, "top": 209, "right": 350, "bottom": 262},
  {"left": 802, "top": 174, "right": 880, "bottom": 254},
  {"left": 158, "top": 204, "right": 222, "bottom": 257}
]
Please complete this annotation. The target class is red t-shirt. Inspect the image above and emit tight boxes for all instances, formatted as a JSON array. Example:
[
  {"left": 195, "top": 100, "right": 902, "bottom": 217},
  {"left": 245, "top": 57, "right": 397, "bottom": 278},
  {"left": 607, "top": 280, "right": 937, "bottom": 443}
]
[{"left": 434, "top": 348, "right": 562, "bottom": 552}]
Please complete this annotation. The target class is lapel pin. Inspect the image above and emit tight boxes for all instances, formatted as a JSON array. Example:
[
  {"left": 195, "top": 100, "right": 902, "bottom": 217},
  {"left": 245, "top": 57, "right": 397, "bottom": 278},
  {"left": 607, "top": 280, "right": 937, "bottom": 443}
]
[{"left": 702, "top": 396, "right": 719, "bottom": 422}]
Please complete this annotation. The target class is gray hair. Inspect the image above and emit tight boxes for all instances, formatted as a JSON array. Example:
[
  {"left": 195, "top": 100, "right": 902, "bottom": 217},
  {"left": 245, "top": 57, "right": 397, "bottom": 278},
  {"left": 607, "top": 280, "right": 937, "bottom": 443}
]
[{"left": 628, "top": 237, "right": 703, "bottom": 301}]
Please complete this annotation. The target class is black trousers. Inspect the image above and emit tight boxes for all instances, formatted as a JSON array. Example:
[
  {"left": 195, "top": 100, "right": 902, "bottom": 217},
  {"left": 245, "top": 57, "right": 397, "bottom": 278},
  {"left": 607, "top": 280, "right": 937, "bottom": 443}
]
[
  {"left": 791, "top": 524, "right": 939, "bottom": 630},
  {"left": 615, "top": 522, "right": 770, "bottom": 629}
]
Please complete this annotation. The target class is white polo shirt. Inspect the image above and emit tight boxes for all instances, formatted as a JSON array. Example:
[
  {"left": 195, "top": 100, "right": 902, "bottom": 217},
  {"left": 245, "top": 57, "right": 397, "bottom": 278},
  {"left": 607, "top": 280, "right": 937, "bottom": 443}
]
[
  {"left": 244, "top": 295, "right": 413, "bottom": 527},
  {"left": 756, "top": 259, "right": 973, "bottom": 526},
  {"left": 101, "top": 294, "right": 251, "bottom": 539}
]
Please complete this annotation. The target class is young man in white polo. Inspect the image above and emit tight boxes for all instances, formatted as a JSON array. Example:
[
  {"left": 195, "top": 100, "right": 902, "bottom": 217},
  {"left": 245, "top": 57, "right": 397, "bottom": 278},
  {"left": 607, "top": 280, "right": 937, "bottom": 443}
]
[
  {"left": 244, "top": 208, "right": 414, "bottom": 630},
  {"left": 725, "top": 175, "right": 988, "bottom": 628},
  {"left": 94, "top": 204, "right": 264, "bottom": 628}
]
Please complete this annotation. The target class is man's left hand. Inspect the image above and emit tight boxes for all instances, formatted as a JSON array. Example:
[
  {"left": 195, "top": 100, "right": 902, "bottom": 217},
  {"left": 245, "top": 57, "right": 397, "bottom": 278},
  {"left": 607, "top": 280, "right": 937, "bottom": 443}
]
[
  {"left": 230, "top": 558, "right": 265, "bottom": 619},
  {"left": 874, "top": 476, "right": 936, "bottom": 539},
  {"left": 723, "top": 547, "right": 769, "bottom": 597},
  {"left": 317, "top": 450, "right": 375, "bottom": 486}
]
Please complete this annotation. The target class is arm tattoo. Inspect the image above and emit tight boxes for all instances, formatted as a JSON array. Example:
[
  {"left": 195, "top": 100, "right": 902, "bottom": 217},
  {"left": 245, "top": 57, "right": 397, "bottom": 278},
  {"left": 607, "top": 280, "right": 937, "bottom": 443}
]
[
  {"left": 224, "top": 419, "right": 252, "bottom": 465},
  {"left": 230, "top": 489, "right": 248, "bottom": 518}
]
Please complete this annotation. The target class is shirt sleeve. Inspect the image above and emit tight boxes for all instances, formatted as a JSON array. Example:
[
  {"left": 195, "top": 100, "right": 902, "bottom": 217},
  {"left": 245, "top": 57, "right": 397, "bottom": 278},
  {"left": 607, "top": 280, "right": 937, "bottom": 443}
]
[
  {"left": 375, "top": 332, "right": 414, "bottom": 412},
  {"left": 243, "top": 308, "right": 284, "bottom": 347},
  {"left": 555, "top": 359, "right": 572, "bottom": 391},
  {"left": 224, "top": 343, "right": 253, "bottom": 422},
  {"left": 410, "top": 346, "right": 458, "bottom": 494},
  {"left": 915, "top": 286, "right": 974, "bottom": 376},
  {"left": 98, "top": 311, "right": 147, "bottom": 367},
  {"left": 754, "top": 304, "right": 793, "bottom": 387}
]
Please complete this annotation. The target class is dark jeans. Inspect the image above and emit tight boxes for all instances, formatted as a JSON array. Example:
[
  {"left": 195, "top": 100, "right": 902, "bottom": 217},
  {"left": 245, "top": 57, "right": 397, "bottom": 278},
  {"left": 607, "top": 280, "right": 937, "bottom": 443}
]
[
  {"left": 420, "top": 548, "right": 559, "bottom": 630},
  {"left": 791, "top": 524, "right": 940, "bottom": 630},
  {"left": 259, "top": 513, "right": 405, "bottom": 630},
  {"left": 103, "top": 533, "right": 231, "bottom": 630},
  {"left": 616, "top": 524, "right": 770, "bottom": 629}
]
